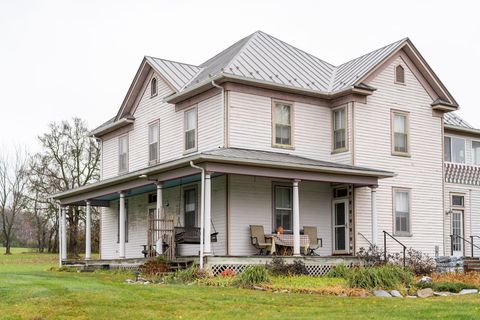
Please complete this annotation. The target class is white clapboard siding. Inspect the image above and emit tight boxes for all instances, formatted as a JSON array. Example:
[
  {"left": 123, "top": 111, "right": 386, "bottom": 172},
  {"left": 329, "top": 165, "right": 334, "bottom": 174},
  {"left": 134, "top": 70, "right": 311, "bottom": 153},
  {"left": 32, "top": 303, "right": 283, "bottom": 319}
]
[
  {"left": 354, "top": 54, "right": 444, "bottom": 256},
  {"left": 228, "top": 91, "right": 336, "bottom": 161},
  {"left": 100, "top": 72, "right": 223, "bottom": 180},
  {"left": 100, "top": 176, "right": 227, "bottom": 259},
  {"left": 228, "top": 175, "right": 332, "bottom": 256}
]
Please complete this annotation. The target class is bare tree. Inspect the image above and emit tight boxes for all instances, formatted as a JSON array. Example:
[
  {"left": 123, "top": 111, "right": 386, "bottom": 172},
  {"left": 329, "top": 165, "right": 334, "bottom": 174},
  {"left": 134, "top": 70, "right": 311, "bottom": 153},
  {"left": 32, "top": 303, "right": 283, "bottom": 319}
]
[
  {"left": 31, "top": 118, "right": 100, "bottom": 257},
  {"left": 0, "top": 150, "right": 29, "bottom": 254}
]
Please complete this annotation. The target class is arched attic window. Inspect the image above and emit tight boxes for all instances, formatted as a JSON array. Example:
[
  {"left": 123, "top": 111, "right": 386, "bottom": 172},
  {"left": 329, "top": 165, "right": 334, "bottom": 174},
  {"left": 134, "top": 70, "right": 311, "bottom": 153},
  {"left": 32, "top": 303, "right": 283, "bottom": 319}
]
[
  {"left": 395, "top": 65, "right": 405, "bottom": 84},
  {"left": 151, "top": 77, "right": 158, "bottom": 97}
]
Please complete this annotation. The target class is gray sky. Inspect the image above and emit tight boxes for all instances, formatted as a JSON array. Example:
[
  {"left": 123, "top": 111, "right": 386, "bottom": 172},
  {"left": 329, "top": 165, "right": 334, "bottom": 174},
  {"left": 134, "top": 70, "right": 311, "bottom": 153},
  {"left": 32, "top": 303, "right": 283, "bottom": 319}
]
[{"left": 1, "top": 0, "right": 479, "bottom": 154}]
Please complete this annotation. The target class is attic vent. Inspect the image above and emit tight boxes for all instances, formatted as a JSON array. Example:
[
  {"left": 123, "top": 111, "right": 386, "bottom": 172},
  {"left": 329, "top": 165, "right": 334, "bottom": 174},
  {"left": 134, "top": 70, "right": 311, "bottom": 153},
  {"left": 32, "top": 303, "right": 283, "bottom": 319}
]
[
  {"left": 395, "top": 65, "right": 405, "bottom": 84},
  {"left": 151, "top": 77, "right": 158, "bottom": 97}
]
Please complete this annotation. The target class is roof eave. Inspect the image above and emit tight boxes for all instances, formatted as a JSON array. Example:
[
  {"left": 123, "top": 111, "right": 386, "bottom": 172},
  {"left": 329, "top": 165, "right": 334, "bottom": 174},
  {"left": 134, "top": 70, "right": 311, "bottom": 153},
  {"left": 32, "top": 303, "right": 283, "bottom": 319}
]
[
  {"left": 89, "top": 117, "right": 135, "bottom": 138},
  {"left": 444, "top": 125, "right": 480, "bottom": 136}
]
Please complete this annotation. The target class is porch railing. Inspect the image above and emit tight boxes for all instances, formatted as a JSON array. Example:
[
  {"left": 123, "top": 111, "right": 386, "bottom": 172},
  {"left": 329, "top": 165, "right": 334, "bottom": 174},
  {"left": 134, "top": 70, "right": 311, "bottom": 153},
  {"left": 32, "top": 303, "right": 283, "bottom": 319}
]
[
  {"left": 357, "top": 232, "right": 373, "bottom": 247},
  {"left": 450, "top": 234, "right": 480, "bottom": 257},
  {"left": 383, "top": 231, "right": 406, "bottom": 267}
]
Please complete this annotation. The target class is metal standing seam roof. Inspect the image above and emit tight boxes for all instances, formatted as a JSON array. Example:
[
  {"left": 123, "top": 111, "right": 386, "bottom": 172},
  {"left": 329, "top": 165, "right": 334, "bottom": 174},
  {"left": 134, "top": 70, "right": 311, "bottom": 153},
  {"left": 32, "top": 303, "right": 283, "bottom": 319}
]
[
  {"left": 444, "top": 112, "right": 475, "bottom": 129},
  {"left": 146, "top": 56, "right": 201, "bottom": 91}
]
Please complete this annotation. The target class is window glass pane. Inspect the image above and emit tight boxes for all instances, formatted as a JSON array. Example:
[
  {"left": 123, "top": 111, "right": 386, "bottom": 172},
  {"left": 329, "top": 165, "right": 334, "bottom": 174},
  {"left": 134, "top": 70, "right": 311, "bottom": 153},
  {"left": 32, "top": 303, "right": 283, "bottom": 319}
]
[
  {"left": 444, "top": 137, "right": 452, "bottom": 162},
  {"left": 149, "top": 124, "right": 158, "bottom": 143},
  {"left": 119, "top": 136, "right": 128, "bottom": 171},
  {"left": 334, "top": 130, "right": 345, "bottom": 149},
  {"left": 335, "top": 227, "right": 345, "bottom": 251},
  {"left": 394, "top": 114, "right": 406, "bottom": 133},
  {"left": 184, "top": 189, "right": 196, "bottom": 227},
  {"left": 452, "top": 195, "right": 464, "bottom": 207},
  {"left": 395, "top": 191, "right": 409, "bottom": 233},
  {"left": 394, "top": 133, "right": 408, "bottom": 152},
  {"left": 334, "top": 109, "right": 345, "bottom": 130},
  {"left": 185, "top": 109, "right": 196, "bottom": 130},
  {"left": 185, "top": 130, "right": 195, "bottom": 150},
  {"left": 149, "top": 143, "right": 157, "bottom": 162},
  {"left": 452, "top": 138, "right": 465, "bottom": 163},
  {"left": 396, "top": 66, "right": 405, "bottom": 83},
  {"left": 473, "top": 141, "right": 480, "bottom": 165},
  {"left": 335, "top": 202, "right": 346, "bottom": 225},
  {"left": 275, "top": 103, "right": 290, "bottom": 125},
  {"left": 274, "top": 186, "right": 292, "bottom": 231}
]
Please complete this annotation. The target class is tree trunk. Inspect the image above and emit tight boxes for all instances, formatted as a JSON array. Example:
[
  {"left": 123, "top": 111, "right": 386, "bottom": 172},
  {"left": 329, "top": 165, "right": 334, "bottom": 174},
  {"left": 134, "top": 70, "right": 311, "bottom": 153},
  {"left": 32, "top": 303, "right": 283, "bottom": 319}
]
[{"left": 4, "top": 238, "right": 11, "bottom": 255}]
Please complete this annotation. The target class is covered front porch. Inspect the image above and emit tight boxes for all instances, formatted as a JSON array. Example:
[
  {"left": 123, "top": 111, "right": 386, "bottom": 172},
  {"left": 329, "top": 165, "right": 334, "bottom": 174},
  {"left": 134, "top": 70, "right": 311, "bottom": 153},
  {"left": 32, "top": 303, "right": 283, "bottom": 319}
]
[{"left": 53, "top": 148, "right": 393, "bottom": 269}]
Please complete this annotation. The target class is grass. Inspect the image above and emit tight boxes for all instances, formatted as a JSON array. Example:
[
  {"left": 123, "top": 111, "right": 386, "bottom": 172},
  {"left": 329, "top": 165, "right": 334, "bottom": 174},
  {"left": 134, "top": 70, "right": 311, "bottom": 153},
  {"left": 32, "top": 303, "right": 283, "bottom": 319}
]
[{"left": 1, "top": 249, "right": 480, "bottom": 319}]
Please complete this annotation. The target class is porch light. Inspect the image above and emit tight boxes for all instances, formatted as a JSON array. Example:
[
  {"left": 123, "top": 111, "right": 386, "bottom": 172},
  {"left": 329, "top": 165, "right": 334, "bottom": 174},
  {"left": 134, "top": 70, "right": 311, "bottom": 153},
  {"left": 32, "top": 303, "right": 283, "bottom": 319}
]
[{"left": 446, "top": 209, "right": 453, "bottom": 215}]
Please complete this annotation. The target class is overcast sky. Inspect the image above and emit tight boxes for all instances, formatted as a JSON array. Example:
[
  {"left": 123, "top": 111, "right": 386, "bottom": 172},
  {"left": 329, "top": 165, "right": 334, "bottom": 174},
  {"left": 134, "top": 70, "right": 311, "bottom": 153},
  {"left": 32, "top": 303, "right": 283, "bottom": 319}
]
[{"left": 1, "top": 0, "right": 479, "bottom": 155}]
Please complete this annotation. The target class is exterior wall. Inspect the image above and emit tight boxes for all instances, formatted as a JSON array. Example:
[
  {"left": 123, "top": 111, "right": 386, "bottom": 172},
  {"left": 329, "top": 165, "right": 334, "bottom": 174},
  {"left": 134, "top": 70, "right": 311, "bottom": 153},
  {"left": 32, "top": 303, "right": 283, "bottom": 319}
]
[
  {"left": 354, "top": 55, "right": 444, "bottom": 256},
  {"left": 100, "top": 72, "right": 223, "bottom": 180},
  {"left": 100, "top": 175, "right": 227, "bottom": 259},
  {"left": 228, "top": 174, "right": 333, "bottom": 256},
  {"left": 227, "top": 91, "right": 353, "bottom": 164}
]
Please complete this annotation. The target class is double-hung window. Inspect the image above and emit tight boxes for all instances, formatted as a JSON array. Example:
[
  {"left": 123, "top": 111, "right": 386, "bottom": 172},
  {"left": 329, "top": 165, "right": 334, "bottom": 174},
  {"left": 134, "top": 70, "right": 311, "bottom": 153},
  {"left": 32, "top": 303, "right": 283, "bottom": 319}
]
[
  {"left": 333, "top": 107, "right": 346, "bottom": 151},
  {"left": 392, "top": 111, "right": 409, "bottom": 155},
  {"left": 393, "top": 188, "right": 411, "bottom": 235},
  {"left": 148, "top": 121, "right": 159, "bottom": 164},
  {"left": 118, "top": 135, "right": 128, "bottom": 173},
  {"left": 184, "top": 188, "right": 197, "bottom": 228},
  {"left": 273, "top": 185, "right": 293, "bottom": 232},
  {"left": 444, "top": 136, "right": 465, "bottom": 163},
  {"left": 273, "top": 101, "right": 293, "bottom": 147},
  {"left": 184, "top": 108, "right": 197, "bottom": 152},
  {"left": 472, "top": 141, "right": 480, "bottom": 165}
]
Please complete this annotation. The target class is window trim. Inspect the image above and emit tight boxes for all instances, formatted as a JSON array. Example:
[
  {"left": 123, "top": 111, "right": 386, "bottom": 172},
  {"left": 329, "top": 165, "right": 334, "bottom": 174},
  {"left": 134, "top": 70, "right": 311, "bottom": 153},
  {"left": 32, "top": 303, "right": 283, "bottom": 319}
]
[
  {"left": 472, "top": 140, "right": 480, "bottom": 166},
  {"left": 444, "top": 135, "right": 466, "bottom": 164},
  {"left": 332, "top": 106, "right": 348, "bottom": 153},
  {"left": 391, "top": 109, "right": 410, "bottom": 157},
  {"left": 450, "top": 193, "right": 465, "bottom": 209},
  {"left": 394, "top": 64, "right": 406, "bottom": 85},
  {"left": 271, "top": 99, "right": 295, "bottom": 149},
  {"left": 183, "top": 185, "right": 198, "bottom": 228},
  {"left": 392, "top": 187, "right": 412, "bottom": 237},
  {"left": 272, "top": 183, "right": 294, "bottom": 233},
  {"left": 183, "top": 106, "right": 198, "bottom": 154},
  {"left": 148, "top": 119, "right": 160, "bottom": 165},
  {"left": 150, "top": 77, "right": 158, "bottom": 98},
  {"left": 118, "top": 134, "right": 129, "bottom": 174}
]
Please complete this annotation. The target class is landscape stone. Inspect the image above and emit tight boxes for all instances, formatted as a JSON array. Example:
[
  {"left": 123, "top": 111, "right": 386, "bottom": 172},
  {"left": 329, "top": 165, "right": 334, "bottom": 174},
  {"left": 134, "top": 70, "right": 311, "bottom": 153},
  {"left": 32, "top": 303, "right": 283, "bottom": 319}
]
[
  {"left": 374, "top": 290, "right": 392, "bottom": 297},
  {"left": 434, "top": 291, "right": 453, "bottom": 297},
  {"left": 406, "top": 295, "right": 417, "bottom": 298},
  {"left": 390, "top": 290, "right": 403, "bottom": 298},
  {"left": 417, "top": 288, "right": 434, "bottom": 298},
  {"left": 459, "top": 289, "right": 478, "bottom": 295},
  {"left": 417, "top": 276, "right": 432, "bottom": 284}
]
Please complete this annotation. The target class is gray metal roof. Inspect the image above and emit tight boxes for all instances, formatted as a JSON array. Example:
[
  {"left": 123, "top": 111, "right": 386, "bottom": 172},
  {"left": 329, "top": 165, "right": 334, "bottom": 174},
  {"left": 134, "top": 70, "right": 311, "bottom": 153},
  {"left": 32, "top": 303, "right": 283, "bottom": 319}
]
[
  {"left": 146, "top": 56, "right": 201, "bottom": 91},
  {"left": 202, "top": 147, "right": 393, "bottom": 175},
  {"left": 148, "top": 31, "right": 407, "bottom": 95},
  {"left": 444, "top": 112, "right": 475, "bottom": 129}
]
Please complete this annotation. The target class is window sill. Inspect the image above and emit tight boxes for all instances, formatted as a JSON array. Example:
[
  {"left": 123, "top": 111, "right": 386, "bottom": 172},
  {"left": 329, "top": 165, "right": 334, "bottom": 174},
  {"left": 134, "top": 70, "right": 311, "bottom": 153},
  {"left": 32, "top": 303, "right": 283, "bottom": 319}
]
[
  {"left": 148, "top": 160, "right": 159, "bottom": 166},
  {"left": 393, "top": 233, "right": 412, "bottom": 237},
  {"left": 394, "top": 81, "right": 406, "bottom": 86},
  {"left": 118, "top": 170, "right": 129, "bottom": 175},
  {"left": 331, "top": 148, "right": 348, "bottom": 154},
  {"left": 272, "top": 144, "right": 294, "bottom": 150},
  {"left": 183, "top": 148, "right": 198, "bottom": 156},
  {"left": 392, "top": 152, "right": 411, "bottom": 158},
  {"left": 150, "top": 93, "right": 158, "bottom": 99}
]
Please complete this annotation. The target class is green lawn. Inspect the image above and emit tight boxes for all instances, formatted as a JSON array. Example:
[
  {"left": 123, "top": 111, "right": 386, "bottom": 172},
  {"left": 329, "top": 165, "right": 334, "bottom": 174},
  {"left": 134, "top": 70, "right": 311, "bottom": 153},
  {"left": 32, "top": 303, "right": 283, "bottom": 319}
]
[{"left": 1, "top": 248, "right": 480, "bottom": 319}]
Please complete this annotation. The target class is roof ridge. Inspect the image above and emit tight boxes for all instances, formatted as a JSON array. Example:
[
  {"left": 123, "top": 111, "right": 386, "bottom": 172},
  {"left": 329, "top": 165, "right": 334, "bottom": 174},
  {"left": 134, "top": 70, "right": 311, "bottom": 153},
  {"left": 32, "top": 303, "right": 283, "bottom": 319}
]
[
  {"left": 222, "top": 31, "right": 261, "bottom": 73},
  {"left": 146, "top": 56, "right": 199, "bottom": 68}
]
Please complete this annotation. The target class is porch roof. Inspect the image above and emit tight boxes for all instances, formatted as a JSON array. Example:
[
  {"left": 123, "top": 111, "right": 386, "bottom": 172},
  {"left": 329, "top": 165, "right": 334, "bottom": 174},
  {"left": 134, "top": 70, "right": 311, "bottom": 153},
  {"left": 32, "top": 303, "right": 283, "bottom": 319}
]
[{"left": 52, "top": 148, "right": 394, "bottom": 205}]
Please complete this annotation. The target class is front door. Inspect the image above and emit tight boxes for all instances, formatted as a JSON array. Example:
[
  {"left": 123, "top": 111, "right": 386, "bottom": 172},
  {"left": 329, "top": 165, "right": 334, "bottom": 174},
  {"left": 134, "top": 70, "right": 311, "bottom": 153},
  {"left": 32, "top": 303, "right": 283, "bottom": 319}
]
[
  {"left": 332, "top": 199, "right": 349, "bottom": 254},
  {"left": 451, "top": 210, "right": 464, "bottom": 256}
]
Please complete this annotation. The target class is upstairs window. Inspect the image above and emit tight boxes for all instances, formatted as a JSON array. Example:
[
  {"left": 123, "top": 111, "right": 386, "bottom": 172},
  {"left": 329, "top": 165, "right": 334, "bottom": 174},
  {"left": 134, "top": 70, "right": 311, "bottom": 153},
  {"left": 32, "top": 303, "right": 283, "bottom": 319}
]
[
  {"left": 444, "top": 136, "right": 465, "bottom": 163},
  {"left": 184, "top": 107, "right": 197, "bottom": 152},
  {"left": 395, "top": 65, "right": 405, "bottom": 84},
  {"left": 393, "top": 188, "right": 411, "bottom": 235},
  {"left": 151, "top": 77, "right": 157, "bottom": 97},
  {"left": 392, "top": 111, "right": 409, "bottom": 155},
  {"left": 273, "top": 101, "right": 293, "bottom": 147},
  {"left": 333, "top": 107, "right": 347, "bottom": 151},
  {"left": 118, "top": 135, "right": 128, "bottom": 173},
  {"left": 148, "top": 121, "right": 159, "bottom": 164},
  {"left": 473, "top": 141, "right": 480, "bottom": 165}
]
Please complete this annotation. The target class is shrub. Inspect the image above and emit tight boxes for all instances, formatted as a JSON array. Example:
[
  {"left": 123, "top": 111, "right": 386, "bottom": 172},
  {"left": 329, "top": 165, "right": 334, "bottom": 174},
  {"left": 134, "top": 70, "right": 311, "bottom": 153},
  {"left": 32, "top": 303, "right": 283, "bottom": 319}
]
[
  {"left": 347, "top": 264, "right": 413, "bottom": 290},
  {"left": 391, "top": 248, "right": 436, "bottom": 275},
  {"left": 220, "top": 269, "right": 237, "bottom": 278},
  {"left": 139, "top": 256, "right": 170, "bottom": 277},
  {"left": 266, "top": 257, "right": 308, "bottom": 276},
  {"left": 417, "top": 281, "right": 477, "bottom": 293},
  {"left": 164, "top": 265, "right": 209, "bottom": 284},
  {"left": 356, "top": 245, "right": 388, "bottom": 266},
  {"left": 325, "top": 263, "right": 351, "bottom": 278},
  {"left": 234, "top": 265, "right": 270, "bottom": 288}
]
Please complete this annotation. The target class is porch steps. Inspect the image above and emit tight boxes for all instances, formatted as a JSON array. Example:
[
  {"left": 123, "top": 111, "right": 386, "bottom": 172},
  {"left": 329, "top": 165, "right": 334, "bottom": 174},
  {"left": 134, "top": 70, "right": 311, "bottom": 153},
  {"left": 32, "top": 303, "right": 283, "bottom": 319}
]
[
  {"left": 464, "top": 257, "right": 480, "bottom": 272},
  {"left": 168, "top": 261, "right": 193, "bottom": 272}
]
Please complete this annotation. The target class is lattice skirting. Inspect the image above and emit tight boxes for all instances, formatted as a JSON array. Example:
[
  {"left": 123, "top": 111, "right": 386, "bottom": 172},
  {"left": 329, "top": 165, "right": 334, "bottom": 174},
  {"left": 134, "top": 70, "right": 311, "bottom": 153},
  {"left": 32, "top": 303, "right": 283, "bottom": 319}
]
[{"left": 208, "top": 262, "right": 357, "bottom": 277}]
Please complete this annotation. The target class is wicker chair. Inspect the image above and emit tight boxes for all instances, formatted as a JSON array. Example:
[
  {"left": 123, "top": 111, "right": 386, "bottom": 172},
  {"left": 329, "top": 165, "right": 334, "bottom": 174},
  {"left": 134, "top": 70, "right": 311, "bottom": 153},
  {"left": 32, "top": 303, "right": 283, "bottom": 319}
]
[
  {"left": 303, "top": 226, "right": 323, "bottom": 256},
  {"left": 249, "top": 225, "right": 272, "bottom": 255}
]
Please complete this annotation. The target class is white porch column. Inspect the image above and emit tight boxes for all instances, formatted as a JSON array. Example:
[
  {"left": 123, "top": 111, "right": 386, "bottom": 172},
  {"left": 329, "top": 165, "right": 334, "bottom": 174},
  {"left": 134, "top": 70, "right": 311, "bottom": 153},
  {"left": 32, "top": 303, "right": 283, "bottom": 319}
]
[
  {"left": 155, "top": 182, "right": 163, "bottom": 254},
  {"left": 57, "top": 204, "right": 63, "bottom": 266},
  {"left": 119, "top": 191, "right": 126, "bottom": 258},
  {"left": 292, "top": 179, "right": 301, "bottom": 256},
  {"left": 204, "top": 172, "right": 212, "bottom": 255},
  {"left": 61, "top": 206, "right": 67, "bottom": 260},
  {"left": 85, "top": 200, "right": 92, "bottom": 260},
  {"left": 371, "top": 186, "right": 378, "bottom": 246}
]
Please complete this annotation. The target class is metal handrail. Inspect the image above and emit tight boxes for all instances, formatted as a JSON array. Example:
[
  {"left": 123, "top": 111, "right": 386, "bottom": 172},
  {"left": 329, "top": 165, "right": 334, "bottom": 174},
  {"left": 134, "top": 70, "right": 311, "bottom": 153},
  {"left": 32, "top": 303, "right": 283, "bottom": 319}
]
[
  {"left": 450, "top": 234, "right": 480, "bottom": 257},
  {"left": 383, "top": 231, "right": 407, "bottom": 267},
  {"left": 357, "top": 232, "right": 373, "bottom": 247},
  {"left": 470, "top": 236, "right": 480, "bottom": 257}
]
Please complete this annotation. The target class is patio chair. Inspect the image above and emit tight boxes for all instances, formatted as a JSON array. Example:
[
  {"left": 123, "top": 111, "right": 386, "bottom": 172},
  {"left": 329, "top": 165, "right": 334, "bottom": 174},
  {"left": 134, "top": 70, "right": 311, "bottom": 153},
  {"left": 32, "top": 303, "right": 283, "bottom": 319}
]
[
  {"left": 249, "top": 225, "right": 272, "bottom": 255},
  {"left": 303, "top": 226, "right": 323, "bottom": 256}
]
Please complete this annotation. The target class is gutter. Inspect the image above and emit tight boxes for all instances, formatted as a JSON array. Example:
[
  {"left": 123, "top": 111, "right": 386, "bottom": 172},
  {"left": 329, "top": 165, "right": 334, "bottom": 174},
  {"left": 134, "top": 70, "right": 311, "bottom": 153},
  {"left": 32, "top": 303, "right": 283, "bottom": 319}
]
[
  {"left": 444, "top": 125, "right": 480, "bottom": 136},
  {"left": 189, "top": 161, "right": 205, "bottom": 270},
  {"left": 89, "top": 117, "right": 135, "bottom": 137},
  {"left": 211, "top": 80, "right": 226, "bottom": 147}
]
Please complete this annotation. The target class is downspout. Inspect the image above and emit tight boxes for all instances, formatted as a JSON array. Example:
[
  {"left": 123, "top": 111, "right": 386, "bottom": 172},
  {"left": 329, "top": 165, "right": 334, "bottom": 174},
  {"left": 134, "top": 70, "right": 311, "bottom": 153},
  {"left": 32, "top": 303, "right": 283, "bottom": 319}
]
[
  {"left": 211, "top": 80, "right": 226, "bottom": 148},
  {"left": 190, "top": 161, "right": 205, "bottom": 269}
]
